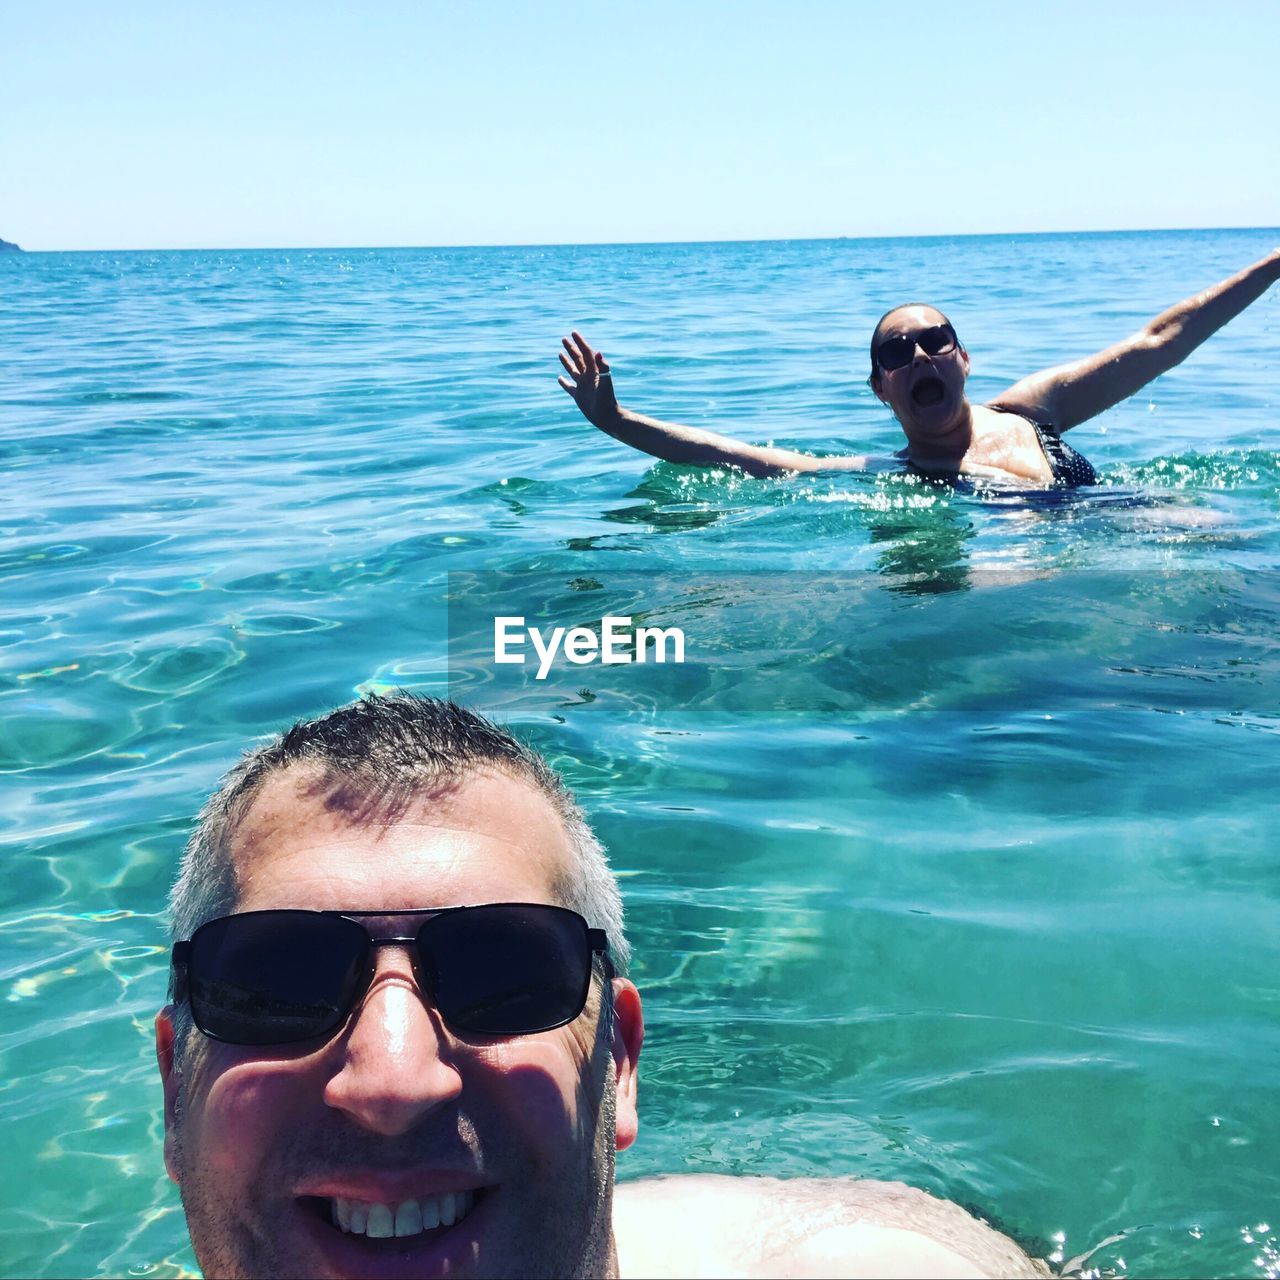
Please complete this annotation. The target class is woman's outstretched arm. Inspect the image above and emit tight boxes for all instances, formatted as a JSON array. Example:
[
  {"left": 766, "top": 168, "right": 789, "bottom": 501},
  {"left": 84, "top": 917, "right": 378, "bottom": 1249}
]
[
  {"left": 557, "top": 331, "right": 868, "bottom": 478},
  {"left": 990, "top": 248, "right": 1280, "bottom": 432}
]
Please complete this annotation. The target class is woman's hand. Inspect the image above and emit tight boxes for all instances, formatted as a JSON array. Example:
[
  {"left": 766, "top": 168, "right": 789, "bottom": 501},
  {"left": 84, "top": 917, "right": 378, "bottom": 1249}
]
[{"left": 558, "top": 330, "right": 619, "bottom": 428}]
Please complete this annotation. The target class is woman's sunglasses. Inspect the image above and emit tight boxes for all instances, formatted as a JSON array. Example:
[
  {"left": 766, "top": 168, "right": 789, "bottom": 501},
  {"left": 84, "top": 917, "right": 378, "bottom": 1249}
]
[
  {"left": 875, "top": 324, "right": 958, "bottom": 373},
  {"left": 170, "top": 902, "right": 609, "bottom": 1045}
]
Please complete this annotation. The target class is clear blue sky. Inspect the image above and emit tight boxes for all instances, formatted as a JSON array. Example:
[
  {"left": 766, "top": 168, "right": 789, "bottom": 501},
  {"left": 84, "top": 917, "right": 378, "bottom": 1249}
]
[{"left": 3, "top": 0, "right": 1277, "bottom": 250}]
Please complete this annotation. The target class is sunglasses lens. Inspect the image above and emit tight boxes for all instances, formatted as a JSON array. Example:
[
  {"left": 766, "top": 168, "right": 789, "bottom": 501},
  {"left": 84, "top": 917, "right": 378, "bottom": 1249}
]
[
  {"left": 876, "top": 335, "right": 913, "bottom": 371},
  {"left": 188, "top": 912, "right": 367, "bottom": 1045},
  {"left": 424, "top": 905, "right": 593, "bottom": 1036},
  {"left": 919, "top": 325, "right": 956, "bottom": 356}
]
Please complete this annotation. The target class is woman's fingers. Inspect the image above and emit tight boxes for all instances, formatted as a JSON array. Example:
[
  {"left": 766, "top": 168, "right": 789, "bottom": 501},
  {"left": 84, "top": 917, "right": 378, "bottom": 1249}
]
[
  {"left": 557, "top": 375, "right": 576, "bottom": 395},
  {"left": 560, "top": 331, "right": 611, "bottom": 395},
  {"left": 570, "top": 330, "right": 597, "bottom": 374},
  {"left": 561, "top": 336, "right": 586, "bottom": 376}
]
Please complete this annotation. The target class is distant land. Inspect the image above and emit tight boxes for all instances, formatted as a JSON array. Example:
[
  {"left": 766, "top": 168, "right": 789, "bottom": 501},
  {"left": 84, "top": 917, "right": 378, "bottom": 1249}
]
[{"left": 0, "top": 238, "right": 22, "bottom": 252}]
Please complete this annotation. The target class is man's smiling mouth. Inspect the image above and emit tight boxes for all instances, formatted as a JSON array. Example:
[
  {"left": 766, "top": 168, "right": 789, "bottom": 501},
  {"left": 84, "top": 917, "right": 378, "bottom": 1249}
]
[{"left": 312, "top": 1189, "right": 480, "bottom": 1240}]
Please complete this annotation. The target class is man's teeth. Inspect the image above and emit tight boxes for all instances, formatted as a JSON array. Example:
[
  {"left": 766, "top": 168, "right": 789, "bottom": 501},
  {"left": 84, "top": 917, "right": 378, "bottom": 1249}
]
[{"left": 330, "top": 1190, "right": 476, "bottom": 1239}]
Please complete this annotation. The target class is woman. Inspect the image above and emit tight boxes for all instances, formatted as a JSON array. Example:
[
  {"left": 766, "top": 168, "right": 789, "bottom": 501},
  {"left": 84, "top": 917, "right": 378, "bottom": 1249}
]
[{"left": 558, "top": 249, "right": 1280, "bottom": 486}]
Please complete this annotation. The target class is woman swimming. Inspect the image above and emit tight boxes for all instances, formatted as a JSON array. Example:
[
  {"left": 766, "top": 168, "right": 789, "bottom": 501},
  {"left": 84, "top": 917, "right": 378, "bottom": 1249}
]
[{"left": 558, "top": 249, "right": 1280, "bottom": 487}]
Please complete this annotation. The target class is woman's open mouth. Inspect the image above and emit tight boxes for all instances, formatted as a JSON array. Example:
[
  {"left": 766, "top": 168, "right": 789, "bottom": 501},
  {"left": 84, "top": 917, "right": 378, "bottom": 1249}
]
[{"left": 910, "top": 376, "right": 945, "bottom": 407}]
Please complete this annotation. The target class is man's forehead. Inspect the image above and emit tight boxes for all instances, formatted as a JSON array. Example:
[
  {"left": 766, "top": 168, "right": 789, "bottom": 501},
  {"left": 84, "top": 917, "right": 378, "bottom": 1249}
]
[{"left": 227, "top": 764, "right": 574, "bottom": 911}]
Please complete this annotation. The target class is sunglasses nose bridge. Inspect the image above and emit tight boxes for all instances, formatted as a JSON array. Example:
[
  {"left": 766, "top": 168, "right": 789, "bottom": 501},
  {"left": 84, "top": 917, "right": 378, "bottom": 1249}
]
[{"left": 366, "top": 935, "right": 438, "bottom": 1003}]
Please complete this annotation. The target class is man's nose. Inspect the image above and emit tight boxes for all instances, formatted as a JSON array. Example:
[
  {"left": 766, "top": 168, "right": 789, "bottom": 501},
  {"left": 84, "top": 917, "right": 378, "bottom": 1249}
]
[{"left": 322, "top": 954, "right": 463, "bottom": 1136}]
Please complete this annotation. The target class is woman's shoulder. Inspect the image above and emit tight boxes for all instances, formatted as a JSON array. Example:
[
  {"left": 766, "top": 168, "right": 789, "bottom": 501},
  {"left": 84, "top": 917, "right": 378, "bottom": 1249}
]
[{"left": 978, "top": 402, "right": 1052, "bottom": 431}]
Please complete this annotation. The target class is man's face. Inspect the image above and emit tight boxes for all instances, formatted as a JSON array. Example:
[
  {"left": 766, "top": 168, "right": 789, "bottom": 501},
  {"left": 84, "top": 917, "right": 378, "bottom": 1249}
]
[{"left": 156, "top": 766, "right": 642, "bottom": 1280}]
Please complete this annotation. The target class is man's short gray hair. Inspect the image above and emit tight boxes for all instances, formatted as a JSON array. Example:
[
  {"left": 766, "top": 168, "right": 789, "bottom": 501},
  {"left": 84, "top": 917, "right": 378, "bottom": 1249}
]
[{"left": 168, "top": 693, "right": 628, "bottom": 1045}]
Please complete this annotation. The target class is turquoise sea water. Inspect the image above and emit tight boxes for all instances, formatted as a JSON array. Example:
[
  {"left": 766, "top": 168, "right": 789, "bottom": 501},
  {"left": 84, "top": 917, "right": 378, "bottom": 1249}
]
[{"left": 2, "top": 229, "right": 1279, "bottom": 1278}]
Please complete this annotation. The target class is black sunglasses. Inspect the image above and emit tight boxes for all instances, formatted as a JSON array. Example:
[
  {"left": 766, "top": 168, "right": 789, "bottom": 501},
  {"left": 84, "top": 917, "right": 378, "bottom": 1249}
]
[
  {"left": 875, "top": 323, "right": 958, "bottom": 373},
  {"left": 170, "top": 902, "right": 609, "bottom": 1045}
]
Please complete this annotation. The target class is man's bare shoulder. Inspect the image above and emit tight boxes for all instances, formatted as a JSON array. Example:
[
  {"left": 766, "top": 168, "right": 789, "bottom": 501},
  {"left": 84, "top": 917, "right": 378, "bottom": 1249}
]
[{"left": 613, "top": 1174, "right": 1051, "bottom": 1279}]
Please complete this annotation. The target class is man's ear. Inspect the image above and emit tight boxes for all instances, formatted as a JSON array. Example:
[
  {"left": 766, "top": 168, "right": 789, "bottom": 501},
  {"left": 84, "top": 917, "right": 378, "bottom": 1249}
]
[
  {"left": 155, "top": 1007, "right": 183, "bottom": 1185},
  {"left": 868, "top": 370, "right": 887, "bottom": 404},
  {"left": 958, "top": 343, "right": 971, "bottom": 376},
  {"left": 609, "top": 979, "right": 643, "bottom": 1152}
]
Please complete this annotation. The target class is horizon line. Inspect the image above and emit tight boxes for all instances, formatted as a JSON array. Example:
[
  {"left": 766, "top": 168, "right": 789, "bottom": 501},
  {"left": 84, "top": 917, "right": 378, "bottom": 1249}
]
[{"left": 6, "top": 223, "right": 1279, "bottom": 255}]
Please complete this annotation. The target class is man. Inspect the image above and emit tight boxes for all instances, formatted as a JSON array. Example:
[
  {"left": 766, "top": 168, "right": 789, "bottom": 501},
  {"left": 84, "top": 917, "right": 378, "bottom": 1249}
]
[
  {"left": 157, "top": 693, "right": 1048, "bottom": 1278},
  {"left": 557, "top": 247, "right": 1280, "bottom": 485}
]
